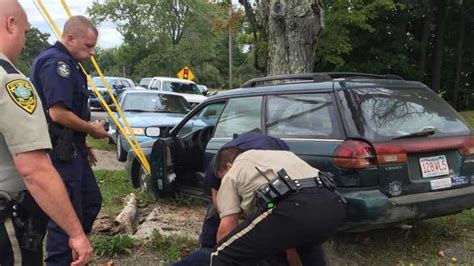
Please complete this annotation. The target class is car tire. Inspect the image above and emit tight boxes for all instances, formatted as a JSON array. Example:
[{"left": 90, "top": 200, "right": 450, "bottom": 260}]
[
  {"left": 138, "top": 165, "right": 150, "bottom": 193},
  {"left": 116, "top": 135, "right": 127, "bottom": 162}
]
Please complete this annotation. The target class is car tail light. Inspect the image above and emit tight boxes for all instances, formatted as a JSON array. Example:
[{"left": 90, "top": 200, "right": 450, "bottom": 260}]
[
  {"left": 372, "top": 143, "right": 408, "bottom": 165},
  {"left": 459, "top": 136, "right": 474, "bottom": 155},
  {"left": 334, "top": 140, "right": 376, "bottom": 168}
]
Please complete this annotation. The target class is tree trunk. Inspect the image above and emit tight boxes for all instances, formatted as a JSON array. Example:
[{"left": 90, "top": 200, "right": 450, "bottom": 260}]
[
  {"left": 452, "top": 8, "right": 465, "bottom": 109},
  {"left": 418, "top": 1, "right": 433, "bottom": 79},
  {"left": 431, "top": 0, "right": 448, "bottom": 93},
  {"left": 263, "top": 0, "right": 324, "bottom": 75}
]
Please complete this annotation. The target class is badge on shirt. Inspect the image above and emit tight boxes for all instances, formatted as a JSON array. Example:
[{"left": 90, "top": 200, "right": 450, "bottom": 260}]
[
  {"left": 57, "top": 61, "right": 71, "bottom": 78},
  {"left": 5, "top": 79, "right": 37, "bottom": 114}
]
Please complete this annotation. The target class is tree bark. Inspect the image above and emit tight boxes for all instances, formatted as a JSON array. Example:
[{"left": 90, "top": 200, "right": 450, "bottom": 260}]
[
  {"left": 431, "top": 0, "right": 448, "bottom": 93},
  {"left": 263, "top": 0, "right": 324, "bottom": 75},
  {"left": 113, "top": 193, "right": 137, "bottom": 234},
  {"left": 452, "top": 8, "right": 465, "bottom": 109},
  {"left": 418, "top": 1, "right": 433, "bottom": 79}
]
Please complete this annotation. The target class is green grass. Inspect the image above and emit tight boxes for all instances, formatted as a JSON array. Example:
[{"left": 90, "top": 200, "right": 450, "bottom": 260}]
[
  {"left": 330, "top": 209, "right": 474, "bottom": 264},
  {"left": 95, "top": 169, "right": 153, "bottom": 216},
  {"left": 90, "top": 234, "right": 136, "bottom": 257},
  {"left": 151, "top": 230, "right": 199, "bottom": 262},
  {"left": 87, "top": 135, "right": 115, "bottom": 151},
  {"left": 460, "top": 110, "right": 474, "bottom": 128}
]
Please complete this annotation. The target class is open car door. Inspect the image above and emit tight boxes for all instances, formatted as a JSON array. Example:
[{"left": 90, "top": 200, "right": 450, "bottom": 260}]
[{"left": 149, "top": 101, "right": 227, "bottom": 199}]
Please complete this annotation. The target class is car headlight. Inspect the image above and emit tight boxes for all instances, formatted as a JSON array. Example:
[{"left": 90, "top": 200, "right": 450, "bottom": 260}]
[{"left": 122, "top": 127, "right": 145, "bottom": 135}]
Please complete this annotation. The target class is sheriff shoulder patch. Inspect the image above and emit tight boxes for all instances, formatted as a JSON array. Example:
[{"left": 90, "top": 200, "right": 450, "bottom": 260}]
[
  {"left": 5, "top": 79, "right": 37, "bottom": 114},
  {"left": 57, "top": 61, "right": 71, "bottom": 78}
]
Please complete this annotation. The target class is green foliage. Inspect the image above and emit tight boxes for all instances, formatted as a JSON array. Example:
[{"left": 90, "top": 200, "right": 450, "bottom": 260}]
[
  {"left": 95, "top": 170, "right": 153, "bottom": 216},
  {"left": 86, "top": 135, "right": 115, "bottom": 151},
  {"left": 91, "top": 234, "right": 136, "bottom": 257},
  {"left": 87, "top": 0, "right": 255, "bottom": 89},
  {"left": 17, "top": 27, "right": 50, "bottom": 75},
  {"left": 151, "top": 230, "right": 199, "bottom": 262}
]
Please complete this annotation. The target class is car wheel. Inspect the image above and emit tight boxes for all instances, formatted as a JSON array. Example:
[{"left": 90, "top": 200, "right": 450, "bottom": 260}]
[
  {"left": 138, "top": 165, "right": 150, "bottom": 193},
  {"left": 116, "top": 135, "right": 127, "bottom": 162}
]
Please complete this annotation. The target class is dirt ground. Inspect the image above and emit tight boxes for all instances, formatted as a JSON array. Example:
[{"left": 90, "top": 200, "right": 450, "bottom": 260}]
[
  {"left": 92, "top": 150, "right": 125, "bottom": 171},
  {"left": 91, "top": 150, "right": 206, "bottom": 265},
  {"left": 91, "top": 150, "right": 474, "bottom": 265}
]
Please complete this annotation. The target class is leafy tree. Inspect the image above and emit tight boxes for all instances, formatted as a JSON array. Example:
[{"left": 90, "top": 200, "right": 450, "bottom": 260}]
[{"left": 17, "top": 27, "right": 50, "bottom": 75}]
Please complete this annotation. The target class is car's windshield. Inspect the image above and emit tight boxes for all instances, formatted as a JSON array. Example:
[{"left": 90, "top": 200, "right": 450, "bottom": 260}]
[
  {"left": 91, "top": 77, "right": 115, "bottom": 88},
  {"left": 139, "top": 78, "right": 152, "bottom": 87},
  {"left": 121, "top": 93, "right": 191, "bottom": 113},
  {"left": 342, "top": 87, "right": 471, "bottom": 141},
  {"left": 163, "top": 81, "right": 202, "bottom": 95}
]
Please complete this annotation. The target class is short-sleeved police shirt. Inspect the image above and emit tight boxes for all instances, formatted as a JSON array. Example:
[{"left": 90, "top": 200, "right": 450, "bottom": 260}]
[
  {"left": 0, "top": 53, "right": 52, "bottom": 195},
  {"left": 30, "top": 41, "right": 90, "bottom": 144},
  {"left": 217, "top": 150, "right": 319, "bottom": 219}
]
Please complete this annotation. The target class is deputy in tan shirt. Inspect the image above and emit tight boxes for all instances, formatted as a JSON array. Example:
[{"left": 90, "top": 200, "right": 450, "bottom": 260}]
[
  {"left": 0, "top": 1, "right": 92, "bottom": 264},
  {"left": 211, "top": 148, "right": 346, "bottom": 266},
  {"left": 217, "top": 150, "right": 319, "bottom": 219}
]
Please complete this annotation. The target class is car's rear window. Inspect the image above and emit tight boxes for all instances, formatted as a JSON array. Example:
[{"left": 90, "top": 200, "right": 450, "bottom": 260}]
[
  {"left": 265, "top": 93, "right": 342, "bottom": 139},
  {"left": 339, "top": 87, "right": 471, "bottom": 141},
  {"left": 163, "top": 81, "right": 202, "bottom": 95}
]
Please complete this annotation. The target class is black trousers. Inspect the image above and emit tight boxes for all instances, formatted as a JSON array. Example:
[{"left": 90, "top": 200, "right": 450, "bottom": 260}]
[
  {"left": 211, "top": 188, "right": 346, "bottom": 266},
  {"left": 0, "top": 218, "right": 43, "bottom": 266}
]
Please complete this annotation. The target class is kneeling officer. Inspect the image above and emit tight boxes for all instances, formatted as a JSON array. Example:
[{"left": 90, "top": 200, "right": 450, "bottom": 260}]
[{"left": 211, "top": 148, "right": 346, "bottom": 265}]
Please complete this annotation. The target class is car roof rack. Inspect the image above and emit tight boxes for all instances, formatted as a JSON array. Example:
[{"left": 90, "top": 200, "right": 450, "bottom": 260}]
[{"left": 241, "top": 72, "right": 404, "bottom": 88}]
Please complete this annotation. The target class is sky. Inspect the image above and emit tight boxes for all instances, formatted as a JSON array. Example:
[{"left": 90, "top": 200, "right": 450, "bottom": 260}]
[{"left": 19, "top": 0, "right": 123, "bottom": 49}]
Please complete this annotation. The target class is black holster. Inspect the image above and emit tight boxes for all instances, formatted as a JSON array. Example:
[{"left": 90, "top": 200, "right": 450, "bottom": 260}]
[
  {"left": 254, "top": 169, "right": 298, "bottom": 210},
  {"left": 49, "top": 123, "right": 74, "bottom": 161},
  {"left": 12, "top": 191, "right": 49, "bottom": 251}
]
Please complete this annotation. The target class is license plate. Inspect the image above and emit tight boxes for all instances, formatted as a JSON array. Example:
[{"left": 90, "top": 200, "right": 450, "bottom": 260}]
[
  {"left": 419, "top": 155, "right": 449, "bottom": 178},
  {"left": 430, "top": 177, "right": 452, "bottom": 190}
]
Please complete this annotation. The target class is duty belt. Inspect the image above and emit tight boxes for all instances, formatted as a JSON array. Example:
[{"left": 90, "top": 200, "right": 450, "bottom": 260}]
[{"left": 294, "top": 177, "right": 324, "bottom": 190}]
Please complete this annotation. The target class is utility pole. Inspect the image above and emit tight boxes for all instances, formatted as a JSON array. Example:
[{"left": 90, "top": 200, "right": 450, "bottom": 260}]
[{"left": 228, "top": 6, "right": 233, "bottom": 89}]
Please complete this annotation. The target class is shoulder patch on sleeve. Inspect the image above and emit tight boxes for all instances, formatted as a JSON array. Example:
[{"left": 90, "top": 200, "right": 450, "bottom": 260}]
[
  {"left": 0, "top": 59, "right": 20, "bottom": 74},
  {"left": 56, "top": 61, "right": 71, "bottom": 78},
  {"left": 5, "top": 79, "right": 37, "bottom": 114}
]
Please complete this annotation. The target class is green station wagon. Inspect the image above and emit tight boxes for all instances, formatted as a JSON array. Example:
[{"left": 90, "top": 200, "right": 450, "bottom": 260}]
[{"left": 126, "top": 73, "right": 474, "bottom": 231}]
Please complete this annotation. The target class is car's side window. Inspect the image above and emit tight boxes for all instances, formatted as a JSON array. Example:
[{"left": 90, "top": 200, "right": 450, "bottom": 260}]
[
  {"left": 266, "top": 93, "right": 339, "bottom": 138},
  {"left": 177, "top": 102, "right": 226, "bottom": 137},
  {"left": 150, "top": 80, "right": 161, "bottom": 90},
  {"left": 214, "top": 96, "right": 263, "bottom": 138}
]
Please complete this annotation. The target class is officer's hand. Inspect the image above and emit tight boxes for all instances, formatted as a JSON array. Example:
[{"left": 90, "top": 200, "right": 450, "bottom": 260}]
[
  {"left": 90, "top": 120, "right": 109, "bottom": 139},
  {"left": 85, "top": 143, "right": 98, "bottom": 166},
  {"left": 69, "top": 234, "right": 93, "bottom": 266}
]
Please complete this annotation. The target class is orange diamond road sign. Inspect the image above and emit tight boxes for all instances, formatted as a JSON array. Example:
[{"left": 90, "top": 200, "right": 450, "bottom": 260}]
[{"left": 177, "top": 66, "right": 195, "bottom": 80}]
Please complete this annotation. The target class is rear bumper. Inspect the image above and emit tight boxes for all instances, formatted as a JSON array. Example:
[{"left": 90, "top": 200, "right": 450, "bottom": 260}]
[{"left": 340, "top": 185, "right": 474, "bottom": 231}]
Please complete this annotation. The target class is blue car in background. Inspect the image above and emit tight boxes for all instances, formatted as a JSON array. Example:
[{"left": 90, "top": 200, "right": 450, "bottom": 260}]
[
  {"left": 107, "top": 90, "right": 191, "bottom": 161},
  {"left": 89, "top": 76, "right": 136, "bottom": 109}
]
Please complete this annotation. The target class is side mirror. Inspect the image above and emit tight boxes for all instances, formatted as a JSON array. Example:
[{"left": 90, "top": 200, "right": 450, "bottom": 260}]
[
  {"left": 202, "top": 91, "right": 208, "bottom": 96},
  {"left": 145, "top": 126, "right": 161, "bottom": 137},
  {"left": 109, "top": 104, "right": 117, "bottom": 112}
]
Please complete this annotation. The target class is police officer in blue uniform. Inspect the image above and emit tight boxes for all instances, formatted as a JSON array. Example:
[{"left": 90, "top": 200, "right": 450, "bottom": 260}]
[{"left": 30, "top": 16, "right": 109, "bottom": 265}]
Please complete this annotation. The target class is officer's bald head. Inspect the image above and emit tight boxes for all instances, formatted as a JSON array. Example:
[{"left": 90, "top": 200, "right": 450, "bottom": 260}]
[
  {"left": 0, "top": 0, "right": 29, "bottom": 63},
  {"left": 61, "top": 16, "right": 98, "bottom": 62},
  {"left": 62, "top": 16, "right": 98, "bottom": 38}
]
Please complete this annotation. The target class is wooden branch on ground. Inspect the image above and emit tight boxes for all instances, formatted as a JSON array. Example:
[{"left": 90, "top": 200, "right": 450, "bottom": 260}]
[{"left": 113, "top": 193, "right": 137, "bottom": 234}]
